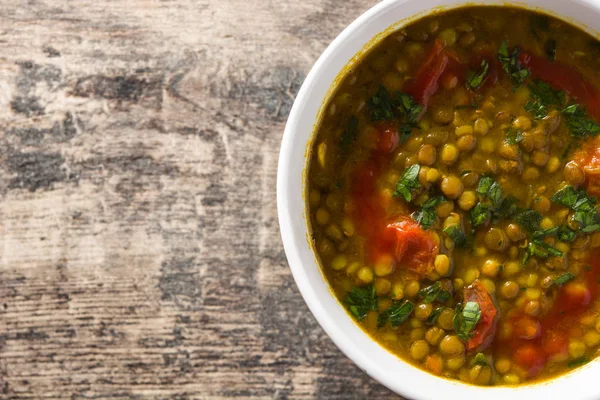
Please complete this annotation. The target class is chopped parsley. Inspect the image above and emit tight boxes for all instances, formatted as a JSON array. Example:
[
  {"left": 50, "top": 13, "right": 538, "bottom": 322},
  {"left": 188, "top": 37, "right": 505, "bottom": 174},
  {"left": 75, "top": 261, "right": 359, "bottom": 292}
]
[
  {"left": 344, "top": 285, "right": 377, "bottom": 321},
  {"left": 426, "top": 307, "right": 444, "bottom": 325},
  {"left": 367, "top": 85, "right": 423, "bottom": 123},
  {"left": 453, "top": 302, "right": 481, "bottom": 341},
  {"left": 557, "top": 225, "right": 577, "bottom": 242},
  {"left": 466, "top": 60, "right": 490, "bottom": 90},
  {"left": 399, "top": 123, "right": 413, "bottom": 144},
  {"left": 412, "top": 196, "right": 446, "bottom": 229},
  {"left": 532, "top": 226, "right": 559, "bottom": 239},
  {"left": 568, "top": 356, "right": 589, "bottom": 368},
  {"left": 505, "top": 128, "right": 524, "bottom": 145},
  {"left": 525, "top": 79, "right": 566, "bottom": 120},
  {"left": 552, "top": 185, "right": 582, "bottom": 208},
  {"left": 368, "top": 85, "right": 395, "bottom": 121},
  {"left": 554, "top": 272, "right": 576, "bottom": 286},
  {"left": 397, "top": 92, "right": 425, "bottom": 124},
  {"left": 471, "top": 353, "right": 489, "bottom": 367},
  {"left": 494, "top": 196, "right": 520, "bottom": 220},
  {"left": 418, "top": 281, "right": 451, "bottom": 304},
  {"left": 394, "top": 164, "right": 421, "bottom": 202},
  {"left": 377, "top": 300, "right": 414, "bottom": 329},
  {"left": 498, "top": 41, "right": 530, "bottom": 87},
  {"left": 562, "top": 104, "right": 600, "bottom": 138},
  {"left": 470, "top": 203, "right": 493, "bottom": 228},
  {"left": 522, "top": 239, "right": 563, "bottom": 266},
  {"left": 476, "top": 176, "right": 504, "bottom": 208},
  {"left": 551, "top": 186, "right": 600, "bottom": 233},
  {"left": 524, "top": 80, "right": 600, "bottom": 138},
  {"left": 444, "top": 224, "right": 468, "bottom": 248},
  {"left": 514, "top": 209, "right": 543, "bottom": 233},
  {"left": 529, "top": 79, "right": 566, "bottom": 105}
]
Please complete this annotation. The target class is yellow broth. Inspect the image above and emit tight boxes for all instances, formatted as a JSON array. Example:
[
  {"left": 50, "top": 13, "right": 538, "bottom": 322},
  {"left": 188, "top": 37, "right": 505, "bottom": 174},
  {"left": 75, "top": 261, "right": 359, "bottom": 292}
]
[{"left": 307, "top": 6, "right": 600, "bottom": 386}]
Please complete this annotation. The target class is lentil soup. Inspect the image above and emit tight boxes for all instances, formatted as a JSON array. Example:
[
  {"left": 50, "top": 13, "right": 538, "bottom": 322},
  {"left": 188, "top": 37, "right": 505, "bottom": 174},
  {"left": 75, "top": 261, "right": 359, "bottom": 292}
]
[{"left": 307, "top": 6, "right": 600, "bottom": 386}]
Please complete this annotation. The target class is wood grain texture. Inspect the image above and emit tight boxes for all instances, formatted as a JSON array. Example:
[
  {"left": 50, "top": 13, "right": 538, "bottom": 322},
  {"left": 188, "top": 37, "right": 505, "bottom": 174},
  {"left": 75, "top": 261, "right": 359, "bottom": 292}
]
[{"left": 0, "top": 0, "right": 404, "bottom": 399}]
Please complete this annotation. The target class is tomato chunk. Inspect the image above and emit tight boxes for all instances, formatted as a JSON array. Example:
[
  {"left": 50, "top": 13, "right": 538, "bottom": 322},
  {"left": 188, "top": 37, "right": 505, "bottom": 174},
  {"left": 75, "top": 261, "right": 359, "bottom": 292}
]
[
  {"left": 574, "top": 137, "right": 600, "bottom": 197},
  {"left": 404, "top": 39, "right": 449, "bottom": 107},
  {"left": 376, "top": 123, "right": 399, "bottom": 154},
  {"left": 386, "top": 218, "right": 438, "bottom": 275},
  {"left": 463, "top": 281, "right": 498, "bottom": 351}
]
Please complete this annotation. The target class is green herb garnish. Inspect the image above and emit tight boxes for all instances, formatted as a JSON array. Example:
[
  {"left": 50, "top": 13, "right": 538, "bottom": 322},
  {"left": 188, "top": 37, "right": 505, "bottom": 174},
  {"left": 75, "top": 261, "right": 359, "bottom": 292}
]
[
  {"left": 377, "top": 300, "right": 415, "bottom": 328},
  {"left": 525, "top": 79, "right": 566, "bottom": 119},
  {"left": 494, "top": 196, "right": 519, "bottom": 220},
  {"left": 466, "top": 60, "right": 490, "bottom": 90},
  {"left": 568, "top": 356, "right": 589, "bottom": 368},
  {"left": 397, "top": 92, "right": 424, "bottom": 124},
  {"left": 472, "top": 353, "right": 489, "bottom": 367},
  {"left": 557, "top": 225, "right": 577, "bottom": 242},
  {"left": 536, "top": 224, "right": 577, "bottom": 242},
  {"left": 552, "top": 185, "right": 581, "bottom": 208},
  {"left": 399, "top": 123, "right": 413, "bottom": 144},
  {"left": 533, "top": 226, "right": 559, "bottom": 239},
  {"left": 426, "top": 307, "right": 444, "bottom": 325},
  {"left": 505, "top": 128, "right": 524, "bottom": 145},
  {"left": 470, "top": 203, "right": 493, "bottom": 228},
  {"left": 344, "top": 285, "right": 377, "bottom": 321},
  {"left": 394, "top": 164, "right": 421, "bottom": 202},
  {"left": 368, "top": 85, "right": 395, "bottom": 121},
  {"left": 562, "top": 104, "right": 600, "bottom": 138},
  {"left": 514, "top": 209, "right": 543, "bottom": 233},
  {"left": 476, "top": 176, "right": 504, "bottom": 208},
  {"left": 554, "top": 272, "right": 576, "bottom": 286},
  {"left": 522, "top": 79, "right": 599, "bottom": 138},
  {"left": 498, "top": 41, "right": 530, "bottom": 87},
  {"left": 444, "top": 224, "right": 468, "bottom": 248},
  {"left": 552, "top": 186, "right": 600, "bottom": 233},
  {"left": 418, "top": 281, "right": 451, "bottom": 304},
  {"left": 522, "top": 239, "right": 563, "bottom": 266},
  {"left": 453, "top": 302, "right": 481, "bottom": 341},
  {"left": 412, "top": 196, "right": 446, "bottom": 229},
  {"left": 367, "top": 85, "right": 424, "bottom": 123}
]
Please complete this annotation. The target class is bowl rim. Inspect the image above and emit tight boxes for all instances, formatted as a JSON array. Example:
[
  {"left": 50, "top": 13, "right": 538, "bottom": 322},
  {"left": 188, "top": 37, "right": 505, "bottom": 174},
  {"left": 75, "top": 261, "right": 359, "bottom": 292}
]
[{"left": 277, "top": 0, "right": 600, "bottom": 398}]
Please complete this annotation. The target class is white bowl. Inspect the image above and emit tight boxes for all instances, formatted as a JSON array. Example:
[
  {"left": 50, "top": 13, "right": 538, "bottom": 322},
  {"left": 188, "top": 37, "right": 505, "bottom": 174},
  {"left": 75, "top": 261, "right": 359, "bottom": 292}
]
[{"left": 277, "top": 1, "right": 600, "bottom": 398}]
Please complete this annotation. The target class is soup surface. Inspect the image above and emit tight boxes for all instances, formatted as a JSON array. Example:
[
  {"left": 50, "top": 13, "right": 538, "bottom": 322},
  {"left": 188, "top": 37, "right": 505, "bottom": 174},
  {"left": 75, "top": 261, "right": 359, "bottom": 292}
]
[{"left": 307, "top": 6, "right": 600, "bottom": 386}]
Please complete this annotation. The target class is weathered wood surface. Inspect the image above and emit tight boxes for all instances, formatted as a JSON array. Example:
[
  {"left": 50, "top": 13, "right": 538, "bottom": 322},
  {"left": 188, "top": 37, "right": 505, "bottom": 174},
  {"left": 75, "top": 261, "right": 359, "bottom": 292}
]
[{"left": 0, "top": 1, "right": 403, "bottom": 399}]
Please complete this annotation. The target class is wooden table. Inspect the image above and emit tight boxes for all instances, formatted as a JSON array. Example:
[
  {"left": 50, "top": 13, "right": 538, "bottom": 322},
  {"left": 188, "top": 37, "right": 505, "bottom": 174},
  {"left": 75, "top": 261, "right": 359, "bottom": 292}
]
[{"left": 0, "top": 0, "right": 402, "bottom": 398}]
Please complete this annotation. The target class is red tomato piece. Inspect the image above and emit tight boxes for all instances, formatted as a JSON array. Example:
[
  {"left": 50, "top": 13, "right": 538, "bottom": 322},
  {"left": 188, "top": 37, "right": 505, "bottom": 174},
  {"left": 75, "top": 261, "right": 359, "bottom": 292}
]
[
  {"left": 376, "top": 123, "right": 399, "bottom": 154},
  {"left": 514, "top": 344, "right": 546, "bottom": 376},
  {"left": 463, "top": 281, "right": 498, "bottom": 351},
  {"left": 519, "top": 50, "right": 600, "bottom": 121},
  {"left": 386, "top": 218, "right": 438, "bottom": 275},
  {"left": 404, "top": 39, "right": 449, "bottom": 107},
  {"left": 574, "top": 137, "right": 600, "bottom": 197}
]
